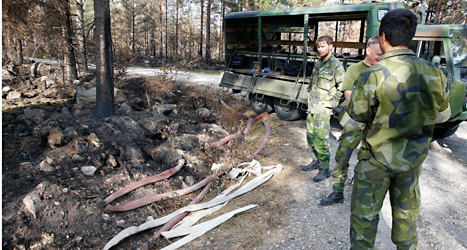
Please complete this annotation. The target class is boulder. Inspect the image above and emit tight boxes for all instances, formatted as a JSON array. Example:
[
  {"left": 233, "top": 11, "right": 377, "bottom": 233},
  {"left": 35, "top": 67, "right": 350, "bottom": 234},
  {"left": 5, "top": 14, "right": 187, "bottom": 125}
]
[
  {"left": 6, "top": 90, "right": 21, "bottom": 100},
  {"left": 24, "top": 107, "right": 45, "bottom": 124},
  {"left": 48, "top": 127, "right": 64, "bottom": 149},
  {"left": 22, "top": 193, "right": 45, "bottom": 219},
  {"left": 81, "top": 166, "right": 97, "bottom": 176}
]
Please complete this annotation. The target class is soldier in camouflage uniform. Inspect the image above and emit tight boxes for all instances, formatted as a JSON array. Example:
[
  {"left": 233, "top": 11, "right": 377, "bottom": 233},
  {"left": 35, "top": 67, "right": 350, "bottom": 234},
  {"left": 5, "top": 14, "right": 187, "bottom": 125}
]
[
  {"left": 339, "top": 9, "right": 451, "bottom": 249},
  {"left": 301, "top": 35, "right": 345, "bottom": 183},
  {"left": 320, "top": 36, "right": 382, "bottom": 206}
]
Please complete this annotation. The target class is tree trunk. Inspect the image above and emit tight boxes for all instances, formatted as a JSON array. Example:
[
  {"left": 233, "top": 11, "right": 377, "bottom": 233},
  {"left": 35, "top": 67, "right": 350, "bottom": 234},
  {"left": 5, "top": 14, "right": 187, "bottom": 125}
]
[
  {"left": 93, "top": 0, "right": 115, "bottom": 120},
  {"left": 199, "top": 0, "right": 204, "bottom": 57},
  {"left": 17, "top": 38, "right": 23, "bottom": 65},
  {"left": 159, "top": 0, "right": 163, "bottom": 58},
  {"left": 76, "top": 0, "right": 89, "bottom": 75},
  {"left": 132, "top": 0, "right": 136, "bottom": 53},
  {"left": 61, "top": 0, "right": 78, "bottom": 85},
  {"left": 205, "top": 0, "right": 211, "bottom": 64},
  {"left": 165, "top": 0, "right": 168, "bottom": 61},
  {"left": 175, "top": 0, "right": 179, "bottom": 56},
  {"left": 434, "top": 0, "right": 443, "bottom": 24}
]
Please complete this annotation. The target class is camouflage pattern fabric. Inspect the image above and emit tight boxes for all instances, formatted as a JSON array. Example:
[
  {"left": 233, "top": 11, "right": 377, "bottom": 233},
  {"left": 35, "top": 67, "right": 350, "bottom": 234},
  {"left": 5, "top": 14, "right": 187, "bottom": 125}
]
[
  {"left": 350, "top": 160, "right": 421, "bottom": 250},
  {"left": 308, "top": 55, "right": 345, "bottom": 115},
  {"left": 343, "top": 49, "right": 451, "bottom": 249},
  {"left": 306, "top": 113, "right": 331, "bottom": 169},
  {"left": 331, "top": 126, "right": 360, "bottom": 193}
]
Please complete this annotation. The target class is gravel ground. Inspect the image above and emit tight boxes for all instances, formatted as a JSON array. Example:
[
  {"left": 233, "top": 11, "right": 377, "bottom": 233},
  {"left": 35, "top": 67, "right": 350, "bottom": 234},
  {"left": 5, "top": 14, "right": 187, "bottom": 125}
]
[{"left": 258, "top": 120, "right": 467, "bottom": 250}]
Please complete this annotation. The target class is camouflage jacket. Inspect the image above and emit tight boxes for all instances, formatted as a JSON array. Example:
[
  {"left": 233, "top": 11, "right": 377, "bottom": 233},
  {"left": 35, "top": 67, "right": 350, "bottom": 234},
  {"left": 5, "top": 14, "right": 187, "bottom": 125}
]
[
  {"left": 340, "top": 49, "right": 451, "bottom": 173},
  {"left": 308, "top": 55, "right": 345, "bottom": 115}
]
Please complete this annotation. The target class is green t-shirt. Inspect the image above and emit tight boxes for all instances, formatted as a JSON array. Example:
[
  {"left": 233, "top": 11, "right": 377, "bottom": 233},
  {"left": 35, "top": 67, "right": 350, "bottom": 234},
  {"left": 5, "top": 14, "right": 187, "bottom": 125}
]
[{"left": 341, "top": 61, "right": 369, "bottom": 91}]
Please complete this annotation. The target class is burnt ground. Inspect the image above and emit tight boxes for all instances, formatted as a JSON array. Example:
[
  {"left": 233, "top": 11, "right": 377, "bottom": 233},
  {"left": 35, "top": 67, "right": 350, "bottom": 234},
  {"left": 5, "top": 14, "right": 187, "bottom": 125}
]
[{"left": 2, "top": 62, "right": 269, "bottom": 249}]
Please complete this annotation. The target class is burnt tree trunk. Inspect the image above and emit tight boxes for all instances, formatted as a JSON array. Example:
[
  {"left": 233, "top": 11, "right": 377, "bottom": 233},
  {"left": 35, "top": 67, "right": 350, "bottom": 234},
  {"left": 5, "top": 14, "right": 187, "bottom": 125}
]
[
  {"left": 76, "top": 0, "right": 89, "bottom": 74},
  {"left": 175, "top": 0, "right": 179, "bottom": 56},
  {"left": 159, "top": 0, "right": 163, "bottom": 58},
  {"left": 61, "top": 0, "right": 78, "bottom": 84},
  {"left": 199, "top": 0, "right": 204, "bottom": 57},
  {"left": 165, "top": 0, "right": 168, "bottom": 61},
  {"left": 205, "top": 0, "right": 211, "bottom": 64},
  {"left": 92, "top": 0, "right": 115, "bottom": 120},
  {"left": 17, "top": 38, "right": 23, "bottom": 65}
]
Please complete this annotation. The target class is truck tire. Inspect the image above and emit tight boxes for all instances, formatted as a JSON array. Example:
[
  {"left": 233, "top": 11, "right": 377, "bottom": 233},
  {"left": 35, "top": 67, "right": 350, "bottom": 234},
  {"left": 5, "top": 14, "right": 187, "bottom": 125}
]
[
  {"left": 433, "top": 125, "right": 459, "bottom": 139},
  {"left": 274, "top": 98, "right": 304, "bottom": 121},
  {"left": 249, "top": 94, "right": 274, "bottom": 114}
]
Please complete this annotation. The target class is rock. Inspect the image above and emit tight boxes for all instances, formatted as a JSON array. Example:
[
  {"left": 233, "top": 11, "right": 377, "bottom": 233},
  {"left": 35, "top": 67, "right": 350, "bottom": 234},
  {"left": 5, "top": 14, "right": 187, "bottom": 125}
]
[
  {"left": 5, "top": 64, "right": 19, "bottom": 75},
  {"left": 157, "top": 104, "right": 176, "bottom": 114},
  {"left": 87, "top": 133, "right": 101, "bottom": 148},
  {"left": 152, "top": 108, "right": 166, "bottom": 120},
  {"left": 74, "top": 139, "right": 88, "bottom": 153},
  {"left": 73, "top": 80, "right": 81, "bottom": 85},
  {"left": 127, "top": 111, "right": 166, "bottom": 136},
  {"left": 72, "top": 154, "right": 84, "bottom": 162},
  {"left": 3, "top": 85, "right": 11, "bottom": 92},
  {"left": 209, "top": 124, "right": 229, "bottom": 136},
  {"left": 45, "top": 156, "right": 54, "bottom": 164},
  {"left": 116, "top": 220, "right": 125, "bottom": 227},
  {"left": 31, "top": 62, "right": 52, "bottom": 76},
  {"left": 103, "top": 213, "right": 110, "bottom": 220},
  {"left": 76, "top": 86, "right": 119, "bottom": 104},
  {"left": 145, "top": 216, "right": 154, "bottom": 222},
  {"left": 6, "top": 90, "right": 21, "bottom": 100},
  {"left": 185, "top": 176, "right": 195, "bottom": 186},
  {"left": 2, "top": 68, "right": 15, "bottom": 81},
  {"left": 39, "top": 160, "right": 55, "bottom": 172},
  {"left": 23, "top": 193, "right": 45, "bottom": 219},
  {"left": 64, "top": 127, "right": 78, "bottom": 139},
  {"left": 146, "top": 141, "right": 181, "bottom": 165},
  {"left": 61, "top": 107, "right": 72, "bottom": 116},
  {"left": 116, "top": 103, "right": 132, "bottom": 115},
  {"left": 122, "top": 143, "right": 145, "bottom": 165},
  {"left": 40, "top": 76, "right": 56, "bottom": 89},
  {"left": 197, "top": 108, "right": 211, "bottom": 116},
  {"left": 79, "top": 73, "right": 94, "bottom": 83},
  {"left": 24, "top": 107, "right": 45, "bottom": 124},
  {"left": 48, "top": 127, "right": 64, "bottom": 149},
  {"left": 81, "top": 166, "right": 97, "bottom": 176},
  {"left": 99, "top": 116, "right": 146, "bottom": 141},
  {"left": 106, "top": 155, "right": 118, "bottom": 167}
]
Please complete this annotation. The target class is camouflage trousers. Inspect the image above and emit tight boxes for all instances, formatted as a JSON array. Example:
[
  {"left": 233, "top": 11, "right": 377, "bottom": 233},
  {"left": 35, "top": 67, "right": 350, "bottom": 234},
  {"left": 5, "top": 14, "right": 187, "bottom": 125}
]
[
  {"left": 306, "top": 113, "right": 331, "bottom": 169},
  {"left": 350, "top": 160, "right": 421, "bottom": 250},
  {"left": 331, "top": 129, "right": 360, "bottom": 193}
]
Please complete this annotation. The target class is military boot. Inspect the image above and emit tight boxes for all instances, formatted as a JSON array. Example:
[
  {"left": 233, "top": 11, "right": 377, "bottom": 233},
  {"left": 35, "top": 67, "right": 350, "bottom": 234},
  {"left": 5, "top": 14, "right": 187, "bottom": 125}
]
[
  {"left": 320, "top": 192, "right": 344, "bottom": 206},
  {"left": 313, "top": 168, "right": 331, "bottom": 182},
  {"left": 301, "top": 161, "right": 319, "bottom": 171}
]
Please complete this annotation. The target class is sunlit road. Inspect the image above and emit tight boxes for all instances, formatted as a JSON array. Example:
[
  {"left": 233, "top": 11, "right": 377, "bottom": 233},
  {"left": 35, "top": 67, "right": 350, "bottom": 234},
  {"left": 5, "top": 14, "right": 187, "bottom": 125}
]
[{"left": 27, "top": 57, "right": 223, "bottom": 87}]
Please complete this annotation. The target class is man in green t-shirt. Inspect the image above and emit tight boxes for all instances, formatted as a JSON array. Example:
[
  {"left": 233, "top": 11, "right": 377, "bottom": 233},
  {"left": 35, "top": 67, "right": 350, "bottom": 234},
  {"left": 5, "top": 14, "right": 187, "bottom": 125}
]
[
  {"left": 342, "top": 36, "right": 382, "bottom": 102},
  {"left": 320, "top": 36, "right": 382, "bottom": 206}
]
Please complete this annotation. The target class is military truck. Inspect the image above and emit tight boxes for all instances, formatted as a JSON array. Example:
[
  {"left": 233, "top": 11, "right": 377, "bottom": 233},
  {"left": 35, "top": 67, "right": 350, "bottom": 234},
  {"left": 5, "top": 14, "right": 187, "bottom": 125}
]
[
  {"left": 409, "top": 24, "right": 467, "bottom": 138},
  {"left": 220, "top": 2, "right": 425, "bottom": 121},
  {"left": 219, "top": 3, "right": 466, "bottom": 138}
]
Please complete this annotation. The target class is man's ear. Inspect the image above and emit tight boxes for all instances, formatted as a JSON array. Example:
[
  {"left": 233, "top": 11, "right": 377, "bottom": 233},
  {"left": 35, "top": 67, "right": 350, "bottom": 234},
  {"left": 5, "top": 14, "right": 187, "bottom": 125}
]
[{"left": 378, "top": 33, "right": 385, "bottom": 46}]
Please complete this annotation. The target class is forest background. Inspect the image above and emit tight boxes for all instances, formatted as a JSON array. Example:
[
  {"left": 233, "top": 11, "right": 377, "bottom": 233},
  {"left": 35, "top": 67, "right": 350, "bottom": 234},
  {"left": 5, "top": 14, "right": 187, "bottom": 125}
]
[{"left": 3, "top": 0, "right": 467, "bottom": 84}]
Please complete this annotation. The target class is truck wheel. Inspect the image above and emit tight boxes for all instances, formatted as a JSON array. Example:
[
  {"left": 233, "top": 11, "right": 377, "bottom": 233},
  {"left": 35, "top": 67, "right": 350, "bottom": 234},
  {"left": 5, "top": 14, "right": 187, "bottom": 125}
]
[
  {"left": 249, "top": 94, "right": 274, "bottom": 114},
  {"left": 274, "top": 98, "right": 304, "bottom": 121},
  {"left": 433, "top": 126, "right": 459, "bottom": 139}
]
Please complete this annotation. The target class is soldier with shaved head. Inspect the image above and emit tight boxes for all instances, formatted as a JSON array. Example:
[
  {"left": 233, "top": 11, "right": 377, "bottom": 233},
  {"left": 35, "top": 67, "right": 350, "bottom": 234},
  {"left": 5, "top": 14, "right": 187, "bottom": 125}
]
[{"left": 338, "top": 9, "right": 451, "bottom": 249}]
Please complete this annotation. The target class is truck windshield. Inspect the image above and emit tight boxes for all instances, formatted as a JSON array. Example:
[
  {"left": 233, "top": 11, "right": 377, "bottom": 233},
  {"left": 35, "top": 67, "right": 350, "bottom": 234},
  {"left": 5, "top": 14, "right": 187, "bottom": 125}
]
[{"left": 451, "top": 30, "right": 467, "bottom": 83}]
